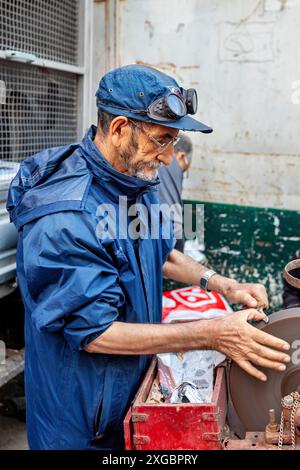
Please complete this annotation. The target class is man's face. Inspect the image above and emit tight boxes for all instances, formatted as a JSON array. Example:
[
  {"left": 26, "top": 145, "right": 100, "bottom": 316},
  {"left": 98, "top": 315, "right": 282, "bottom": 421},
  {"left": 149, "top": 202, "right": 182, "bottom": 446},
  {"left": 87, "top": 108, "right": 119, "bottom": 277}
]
[{"left": 119, "top": 120, "right": 179, "bottom": 181}]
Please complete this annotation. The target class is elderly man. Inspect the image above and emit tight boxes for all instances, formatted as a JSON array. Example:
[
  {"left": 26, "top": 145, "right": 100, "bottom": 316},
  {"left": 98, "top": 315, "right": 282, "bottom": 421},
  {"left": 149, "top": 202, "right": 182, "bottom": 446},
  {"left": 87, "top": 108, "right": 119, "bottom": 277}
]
[{"left": 7, "top": 65, "right": 290, "bottom": 450}]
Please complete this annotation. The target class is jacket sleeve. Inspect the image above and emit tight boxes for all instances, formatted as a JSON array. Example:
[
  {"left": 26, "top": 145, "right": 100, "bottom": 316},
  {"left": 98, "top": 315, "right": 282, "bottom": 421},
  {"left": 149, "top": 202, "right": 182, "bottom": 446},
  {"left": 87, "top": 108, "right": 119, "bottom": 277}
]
[
  {"left": 22, "top": 210, "right": 125, "bottom": 351},
  {"left": 160, "top": 205, "right": 176, "bottom": 264}
]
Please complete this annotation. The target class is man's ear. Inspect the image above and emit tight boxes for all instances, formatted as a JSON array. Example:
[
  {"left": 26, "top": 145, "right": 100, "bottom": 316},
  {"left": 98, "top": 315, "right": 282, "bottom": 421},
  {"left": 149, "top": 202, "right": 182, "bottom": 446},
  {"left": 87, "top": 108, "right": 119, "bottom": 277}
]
[
  {"left": 176, "top": 151, "right": 185, "bottom": 161},
  {"left": 176, "top": 151, "right": 186, "bottom": 170},
  {"left": 110, "top": 116, "right": 131, "bottom": 147}
]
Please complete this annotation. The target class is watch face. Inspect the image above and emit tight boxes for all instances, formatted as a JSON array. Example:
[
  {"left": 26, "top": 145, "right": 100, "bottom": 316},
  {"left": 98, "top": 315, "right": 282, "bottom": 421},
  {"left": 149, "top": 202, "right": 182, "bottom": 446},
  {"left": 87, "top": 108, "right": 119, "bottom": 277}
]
[
  {"left": 200, "top": 270, "right": 216, "bottom": 292},
  {"left": 200, "top": 277, "right": 208, "bottom": 291}
]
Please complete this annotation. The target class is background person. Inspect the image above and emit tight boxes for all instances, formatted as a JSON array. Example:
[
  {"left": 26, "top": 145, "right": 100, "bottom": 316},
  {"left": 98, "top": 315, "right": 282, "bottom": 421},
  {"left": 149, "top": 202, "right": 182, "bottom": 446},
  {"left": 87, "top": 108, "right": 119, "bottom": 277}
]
[{"left": 158, "top": 133, "right": 193, "bottom": 252}]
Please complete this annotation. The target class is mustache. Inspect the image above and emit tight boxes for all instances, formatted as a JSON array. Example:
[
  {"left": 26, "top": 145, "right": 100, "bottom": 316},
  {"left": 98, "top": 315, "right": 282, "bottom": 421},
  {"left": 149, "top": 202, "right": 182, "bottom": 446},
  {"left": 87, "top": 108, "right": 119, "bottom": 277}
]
[{"left": 136, "top": 161, "right": 162, "bottom": 170}]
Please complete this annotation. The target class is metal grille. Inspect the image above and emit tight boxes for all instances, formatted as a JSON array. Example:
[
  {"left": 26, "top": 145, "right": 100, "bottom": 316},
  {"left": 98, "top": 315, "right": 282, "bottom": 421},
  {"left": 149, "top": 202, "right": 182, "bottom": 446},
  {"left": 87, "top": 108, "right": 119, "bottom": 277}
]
[
  {"left": 0, "top": 60, "right": 78, "bottom": 162},
  {"left": 0, "top": 0, "right": 79, "bottom": 65}
]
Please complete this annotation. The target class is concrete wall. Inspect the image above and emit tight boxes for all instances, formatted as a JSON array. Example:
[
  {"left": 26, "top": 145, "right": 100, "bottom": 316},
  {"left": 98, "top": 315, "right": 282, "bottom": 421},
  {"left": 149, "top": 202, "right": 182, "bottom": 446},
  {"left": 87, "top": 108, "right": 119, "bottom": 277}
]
[{"left": 92, "top": 0, "right": 300, "bottom": 210}]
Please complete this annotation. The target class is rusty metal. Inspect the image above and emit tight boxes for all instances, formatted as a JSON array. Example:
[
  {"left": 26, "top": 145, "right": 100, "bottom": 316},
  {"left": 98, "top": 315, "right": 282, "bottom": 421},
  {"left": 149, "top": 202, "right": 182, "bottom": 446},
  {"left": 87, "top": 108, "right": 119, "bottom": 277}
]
[
  {"left": 227, "top": 392, "right": 300, "bottom": 449},
  {"left": 265, "top": 401, "right": 294, "bottom": 446},
  {"left": 284, "top": 260, "right": 300, "bottom": 289},
  {"left": 229, "top": 308, "right": 300, "bottom": 432},
  {"left": 132, "top": 413, "right": 149, "bottom": 423},
  {"left": 203, "top": 432, "right": 221, "bottom": 441},
  {"left": 267, "top": 409, "right": 278, "bottom": 431},
  {"left": 132, "top": 435, "right": 150, "bottom": 446},
  {"left": 265, "top": 408, "right": 280, "bottom": 444},
  {"left": 202, "top": 411, "right": 220, "bottom": 422},
  {"left": 277, "top": 391, "right": 300, "bottom": 449},
  {"left": 225, "top": 432, "right": 300, "bottom": 450}
]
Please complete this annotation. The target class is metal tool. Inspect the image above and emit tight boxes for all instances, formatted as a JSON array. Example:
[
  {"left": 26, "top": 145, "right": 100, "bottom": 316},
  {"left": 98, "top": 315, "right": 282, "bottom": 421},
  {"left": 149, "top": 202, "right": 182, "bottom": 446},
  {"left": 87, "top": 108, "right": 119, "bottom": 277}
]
[
  {"left": 229, "top": 307, "right": 300, "bottom": 432},
  {"left": 257, "top": 306, "right": 269, "bottom": 323}
]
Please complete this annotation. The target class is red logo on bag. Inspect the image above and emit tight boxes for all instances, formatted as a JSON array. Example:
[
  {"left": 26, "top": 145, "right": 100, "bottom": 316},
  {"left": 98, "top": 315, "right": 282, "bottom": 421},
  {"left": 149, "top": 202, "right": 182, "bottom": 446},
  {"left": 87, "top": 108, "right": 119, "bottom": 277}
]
[{"left": 162, "top": 286, "right": 231, "bottom": 322}]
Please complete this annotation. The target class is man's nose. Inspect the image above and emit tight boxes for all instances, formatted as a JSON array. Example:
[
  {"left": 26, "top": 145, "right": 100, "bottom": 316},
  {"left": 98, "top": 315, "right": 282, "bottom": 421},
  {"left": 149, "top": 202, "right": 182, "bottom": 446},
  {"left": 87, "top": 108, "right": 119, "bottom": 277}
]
[{"left": 157, "top": 150, "right": 173, "bottom": 166}]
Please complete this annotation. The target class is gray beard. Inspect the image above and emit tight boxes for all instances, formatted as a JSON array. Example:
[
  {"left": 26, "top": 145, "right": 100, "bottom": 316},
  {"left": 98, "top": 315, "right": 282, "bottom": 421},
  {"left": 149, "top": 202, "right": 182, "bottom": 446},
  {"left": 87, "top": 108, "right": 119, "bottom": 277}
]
[
  {"left": 121, "top": 149, "right": 160, "bottom": 182},
  {"left": 120, "top": 130, "right": 160, "bottom": 181},
  {"left": 134, "top": 168, "right": 159, "bottom": 181}
]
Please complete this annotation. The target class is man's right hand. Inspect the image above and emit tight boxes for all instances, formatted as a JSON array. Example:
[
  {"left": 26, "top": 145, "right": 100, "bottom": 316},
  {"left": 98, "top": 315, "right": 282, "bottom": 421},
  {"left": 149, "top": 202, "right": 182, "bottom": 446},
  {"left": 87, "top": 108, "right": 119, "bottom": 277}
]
[
  {"left": 209, "top": 309, "right": 291, "bottom": 381},
  {"left": 85, "top": 308, "right": 290, "bottom": 382}
]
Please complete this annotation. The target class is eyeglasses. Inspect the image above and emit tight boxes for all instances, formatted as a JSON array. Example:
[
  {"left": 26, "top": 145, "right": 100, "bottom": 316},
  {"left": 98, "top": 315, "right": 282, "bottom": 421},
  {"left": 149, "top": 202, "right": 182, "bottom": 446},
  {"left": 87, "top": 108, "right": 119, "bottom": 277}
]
[{"left": 128, "top": 119, "right": 180, "bottom": 152}]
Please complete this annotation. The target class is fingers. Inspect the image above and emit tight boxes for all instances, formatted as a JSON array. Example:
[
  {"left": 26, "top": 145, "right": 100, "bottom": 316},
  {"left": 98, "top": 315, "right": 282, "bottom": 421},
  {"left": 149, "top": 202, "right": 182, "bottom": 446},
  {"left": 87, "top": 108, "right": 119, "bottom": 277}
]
[
  {"left": 235, "top": 291, "right": 258, "bottom": 308},
  {"left": 251, "top": 342, "right": 291, "bottom": 364},
  {"left": 230, "top": 283, "right": 269, "bottom": 309},
  {"left": 252, "top": 298, "right": 268, "bottom": 310},
  {"left": 241, "top": 308, "right": 267, "bottom": 322},
  {"left": 237, "top": 310, "right": 290, "bottom": 352},
  {"left": 253, "top": 328, "right": 290, "bottom": 351},
  {"left": 250, "top": 285, "right": 269, "bottom": 310},
  {"left": 247, "top": 352, "right": 287, "bottom": 372},
  {"left": 236, "top": 359, "right": 267, "bottom": 382}
]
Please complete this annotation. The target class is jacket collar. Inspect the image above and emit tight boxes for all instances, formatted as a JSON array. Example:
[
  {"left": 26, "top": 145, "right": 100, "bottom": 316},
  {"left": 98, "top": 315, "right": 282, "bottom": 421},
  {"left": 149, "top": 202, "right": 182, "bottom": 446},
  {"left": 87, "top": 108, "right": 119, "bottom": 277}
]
[{"left": 80, "top": 125, "right": 159, "bottom": 200}]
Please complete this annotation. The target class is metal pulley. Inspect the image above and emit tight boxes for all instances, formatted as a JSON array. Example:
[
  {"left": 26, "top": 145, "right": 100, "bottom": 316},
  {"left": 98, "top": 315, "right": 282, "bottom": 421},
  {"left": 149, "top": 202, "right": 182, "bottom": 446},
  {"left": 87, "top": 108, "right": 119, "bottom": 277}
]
[{"left": 284, "top": 259, "right": 300, "bottom": 289}]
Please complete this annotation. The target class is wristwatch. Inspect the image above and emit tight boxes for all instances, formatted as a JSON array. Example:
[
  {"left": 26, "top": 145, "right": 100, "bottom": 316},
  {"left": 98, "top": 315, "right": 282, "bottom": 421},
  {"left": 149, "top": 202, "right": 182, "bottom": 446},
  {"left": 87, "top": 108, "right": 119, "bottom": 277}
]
[{"left": 200, "top": 269, "right": 217, "bottom": 292}]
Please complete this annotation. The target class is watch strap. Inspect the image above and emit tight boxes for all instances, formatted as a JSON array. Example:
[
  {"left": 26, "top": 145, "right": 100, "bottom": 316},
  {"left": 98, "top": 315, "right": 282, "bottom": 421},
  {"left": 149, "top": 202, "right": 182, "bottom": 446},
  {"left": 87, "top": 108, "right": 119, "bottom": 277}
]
[{"left": 200, "top": 269, "right": 217, "bottom": 292}]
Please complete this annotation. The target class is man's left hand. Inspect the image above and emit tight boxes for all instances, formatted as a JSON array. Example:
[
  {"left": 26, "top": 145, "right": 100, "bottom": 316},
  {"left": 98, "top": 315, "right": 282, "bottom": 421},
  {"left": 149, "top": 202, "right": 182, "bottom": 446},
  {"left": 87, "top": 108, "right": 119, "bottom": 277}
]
[
  {"left": 163, "top": 250, "right": 269, "bottom": 310},
  {"left": 219, "top": 278, "right": 269, "bottom": 309}
]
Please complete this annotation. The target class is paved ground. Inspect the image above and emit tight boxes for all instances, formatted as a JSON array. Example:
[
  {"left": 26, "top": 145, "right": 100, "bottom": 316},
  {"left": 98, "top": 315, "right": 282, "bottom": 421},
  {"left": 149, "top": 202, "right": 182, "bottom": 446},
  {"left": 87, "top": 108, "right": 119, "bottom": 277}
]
[{"left": 0, "top": 415, "right": 28, "bottom": 450}]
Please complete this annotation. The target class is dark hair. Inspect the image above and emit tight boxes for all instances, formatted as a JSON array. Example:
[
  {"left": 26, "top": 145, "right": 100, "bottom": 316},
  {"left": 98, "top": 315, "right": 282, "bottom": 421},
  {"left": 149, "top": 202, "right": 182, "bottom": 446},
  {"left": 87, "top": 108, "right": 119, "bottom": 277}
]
[
  {"left": 174, "top": 132, "right": 193, "bottom": 159},
  {"left": 97, "top": 109, "right": 140, "bottom": 136},
  {"left": 97, "top": 109, "right": 115, "bottom": 135}
]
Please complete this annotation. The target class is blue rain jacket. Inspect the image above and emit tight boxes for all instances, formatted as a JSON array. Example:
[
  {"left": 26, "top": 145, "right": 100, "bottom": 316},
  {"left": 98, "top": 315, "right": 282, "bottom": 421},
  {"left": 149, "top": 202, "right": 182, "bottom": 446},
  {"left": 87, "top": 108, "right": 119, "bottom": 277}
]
[{"left": 7, "top": 125, "right": 174, "bottom": 450}]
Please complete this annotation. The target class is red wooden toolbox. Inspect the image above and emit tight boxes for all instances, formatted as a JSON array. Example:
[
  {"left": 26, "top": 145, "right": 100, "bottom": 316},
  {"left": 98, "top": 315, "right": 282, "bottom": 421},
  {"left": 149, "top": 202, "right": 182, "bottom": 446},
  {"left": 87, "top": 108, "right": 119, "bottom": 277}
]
[{"left": 124, "top": 358, "right": 228, "bottom": 450}]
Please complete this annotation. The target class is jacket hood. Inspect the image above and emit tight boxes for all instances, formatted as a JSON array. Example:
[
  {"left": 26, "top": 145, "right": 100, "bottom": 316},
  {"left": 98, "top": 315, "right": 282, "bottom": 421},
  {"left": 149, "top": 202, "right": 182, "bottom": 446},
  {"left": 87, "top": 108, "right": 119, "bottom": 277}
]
[
  {"left": 7, "top": 126, "right": 159, "bottom": 230},
  {"left": 6, "top": 141, "right": 91, "bottom": 230}
]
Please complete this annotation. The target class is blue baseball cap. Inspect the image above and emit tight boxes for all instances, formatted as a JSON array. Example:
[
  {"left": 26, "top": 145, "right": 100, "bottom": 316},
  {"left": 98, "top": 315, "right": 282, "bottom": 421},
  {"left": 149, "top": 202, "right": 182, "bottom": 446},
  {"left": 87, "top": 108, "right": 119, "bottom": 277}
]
[{"left": 95, "top": 64, "right": 213, "bottom": 133}]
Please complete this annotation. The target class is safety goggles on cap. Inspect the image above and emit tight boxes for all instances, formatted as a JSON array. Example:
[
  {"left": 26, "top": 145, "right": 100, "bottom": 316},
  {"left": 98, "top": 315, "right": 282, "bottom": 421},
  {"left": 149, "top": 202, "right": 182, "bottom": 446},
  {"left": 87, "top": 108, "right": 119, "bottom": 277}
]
[
  {"left": 96, "top": 64, "right": 213, "bottom": 132},
  {"left": 147, "top": 87, "right": 198, "bottom": 122}
]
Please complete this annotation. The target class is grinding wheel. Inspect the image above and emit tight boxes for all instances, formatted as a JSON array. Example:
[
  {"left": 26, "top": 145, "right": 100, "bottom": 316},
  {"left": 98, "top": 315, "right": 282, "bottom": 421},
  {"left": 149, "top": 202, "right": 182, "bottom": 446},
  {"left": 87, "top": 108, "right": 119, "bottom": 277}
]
[{"left": 229, "top": 307, "right": 300, "bottom": 431}]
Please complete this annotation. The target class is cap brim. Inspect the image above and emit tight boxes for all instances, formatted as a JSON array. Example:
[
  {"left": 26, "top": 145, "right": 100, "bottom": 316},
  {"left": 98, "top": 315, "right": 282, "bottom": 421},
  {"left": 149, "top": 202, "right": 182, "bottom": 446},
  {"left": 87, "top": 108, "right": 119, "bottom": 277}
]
[
  {"left": 154, "top": 115, "right": 213, "bottom": 133},
  {"left": 98, "top": 105, "right": 213, "bottom": 133}
]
